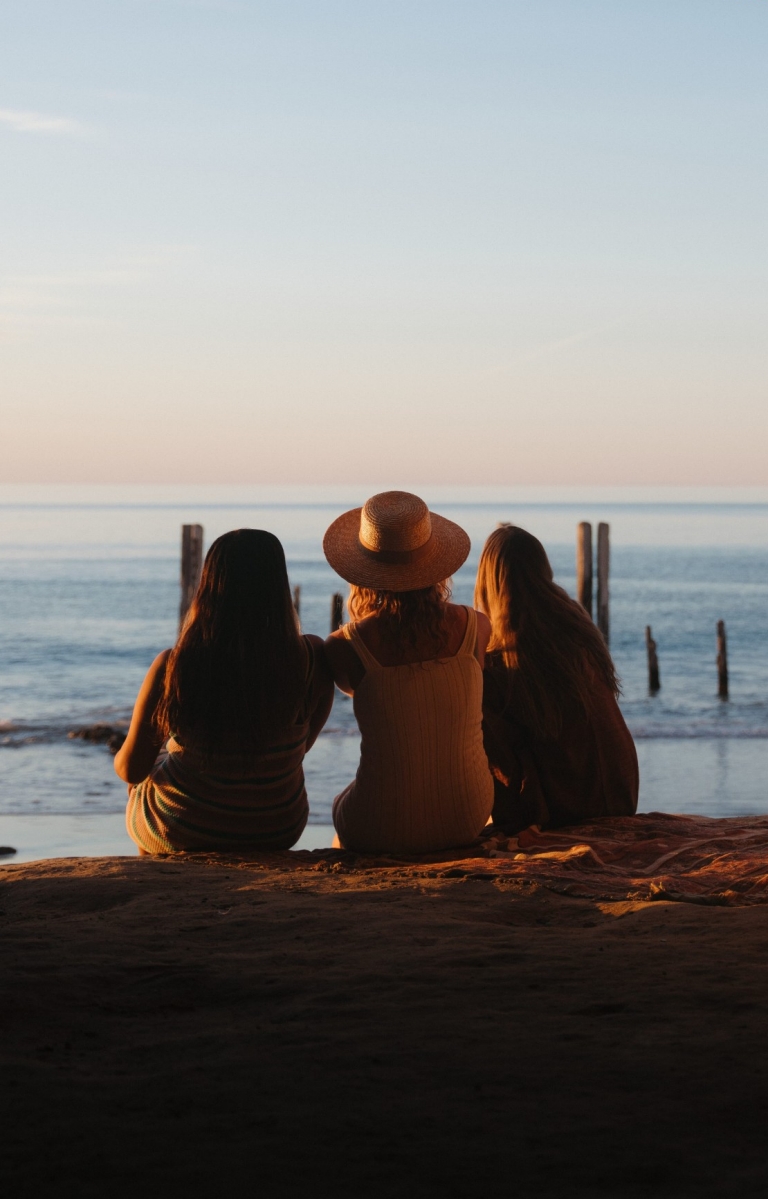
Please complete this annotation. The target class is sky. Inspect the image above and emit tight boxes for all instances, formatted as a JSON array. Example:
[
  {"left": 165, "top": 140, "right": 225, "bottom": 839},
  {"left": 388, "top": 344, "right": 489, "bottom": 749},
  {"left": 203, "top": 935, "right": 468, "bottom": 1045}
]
[{"left": 1, "top": 0, "right": 767, "bottom": 485}]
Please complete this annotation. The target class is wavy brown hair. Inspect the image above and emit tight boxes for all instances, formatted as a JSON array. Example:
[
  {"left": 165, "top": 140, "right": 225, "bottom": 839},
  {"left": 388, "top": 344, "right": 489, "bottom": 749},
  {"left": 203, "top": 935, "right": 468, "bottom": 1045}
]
[
  {"left": 156, "top": 529, "right": 307, "bottom": 754},
  {"left": 348, "top": 581, "right": 452, "bottom": 649},
  {"left": 475, "top": 526, "right": 619, "bottom": 741}
]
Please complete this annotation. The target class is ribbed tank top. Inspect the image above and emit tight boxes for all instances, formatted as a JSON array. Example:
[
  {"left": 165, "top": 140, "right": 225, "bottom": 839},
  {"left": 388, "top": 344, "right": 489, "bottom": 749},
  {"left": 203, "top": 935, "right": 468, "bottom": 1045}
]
[{"left": 332, "top": 607, "right": 494, "bottom": 854}]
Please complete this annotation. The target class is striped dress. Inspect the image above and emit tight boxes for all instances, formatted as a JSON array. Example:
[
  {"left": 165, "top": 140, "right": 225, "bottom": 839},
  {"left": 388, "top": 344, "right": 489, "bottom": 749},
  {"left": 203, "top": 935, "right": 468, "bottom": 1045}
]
[
  {"left": 126, "top": 639, "right": 320, "bottom": 854},
  {"left": 332, "top": 607, "right": 494, "bottom": 854}
]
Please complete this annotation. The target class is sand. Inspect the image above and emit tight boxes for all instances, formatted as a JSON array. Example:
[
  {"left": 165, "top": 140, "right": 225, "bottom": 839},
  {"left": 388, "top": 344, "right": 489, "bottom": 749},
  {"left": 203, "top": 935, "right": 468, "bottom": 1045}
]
[{"left": 2, "top": 823, "right": 768, "bottom": 1198}]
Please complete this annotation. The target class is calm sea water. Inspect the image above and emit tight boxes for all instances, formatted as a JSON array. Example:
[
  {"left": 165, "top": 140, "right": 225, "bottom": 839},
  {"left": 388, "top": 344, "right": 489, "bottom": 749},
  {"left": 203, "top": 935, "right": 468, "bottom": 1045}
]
[{"left": 1, "top": 485, "right": 767, "bottom": 858}]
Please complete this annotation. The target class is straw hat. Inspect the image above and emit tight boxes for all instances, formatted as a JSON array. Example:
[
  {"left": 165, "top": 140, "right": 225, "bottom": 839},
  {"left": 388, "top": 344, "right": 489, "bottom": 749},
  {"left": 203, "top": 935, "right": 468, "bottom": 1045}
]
[{"left": 323, "top": 491, "right": 470, "bottom": 592}]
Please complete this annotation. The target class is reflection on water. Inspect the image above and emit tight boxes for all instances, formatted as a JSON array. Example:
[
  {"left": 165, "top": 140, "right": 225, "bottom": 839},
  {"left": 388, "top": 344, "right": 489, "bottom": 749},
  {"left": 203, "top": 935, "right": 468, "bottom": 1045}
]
[
  {"left": 637, "top": 739, "right": 768, "bottom": 817},
  {"left": 2, "top": 738, "right": 766, "bottom": 868},
  {"left": 2, "top": 487, "right": 767, "bottom": 838},
  {"left": 0, "top": 812, "right": 338, "bottom": 864}
]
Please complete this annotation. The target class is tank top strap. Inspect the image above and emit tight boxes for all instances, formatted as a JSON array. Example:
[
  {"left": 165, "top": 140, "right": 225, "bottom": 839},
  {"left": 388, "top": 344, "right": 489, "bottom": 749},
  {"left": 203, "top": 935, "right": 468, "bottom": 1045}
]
[
  {"left": 458, "top": 606, "right": 478, "bottom": 656},
  {"left": 342, "top": 621, "right": 382, "bottom": 671}
]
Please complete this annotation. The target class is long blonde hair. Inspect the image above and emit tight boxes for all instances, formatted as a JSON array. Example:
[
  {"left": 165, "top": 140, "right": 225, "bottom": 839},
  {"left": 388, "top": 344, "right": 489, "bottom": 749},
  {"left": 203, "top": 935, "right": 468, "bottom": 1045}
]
[{"left": 475, "top": 526, "right": 619, "bottom": 741}]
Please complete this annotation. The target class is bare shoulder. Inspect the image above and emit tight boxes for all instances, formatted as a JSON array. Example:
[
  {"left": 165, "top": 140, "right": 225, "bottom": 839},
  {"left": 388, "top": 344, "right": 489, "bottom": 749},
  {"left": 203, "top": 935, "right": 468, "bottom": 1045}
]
[
  {"left": 324, "top": 627, "right": 363, "bottom": 695},
  {"left": 475, "top": 610, "right": 491, "bottom": 644},
  {"left": 446, "top": 603, "right": 490, "bottom": 642},
  {"left": 324, "top": 628, "right": 355, "bottom": 666},
  {"left": 144, "top": 649, "right": 171, "bottom": 690},
  {"left": 129, "top": 650, "right": 171, "bottom": 714},
  {"left": 468, "top": 608, "right": 491, "bottom": 666}
]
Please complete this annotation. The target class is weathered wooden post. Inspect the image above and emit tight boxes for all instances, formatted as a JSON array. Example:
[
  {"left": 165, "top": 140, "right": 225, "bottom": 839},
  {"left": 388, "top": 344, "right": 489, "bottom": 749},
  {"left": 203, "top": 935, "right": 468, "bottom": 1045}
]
[
  {"left": 180, "top": 524, "right": 204, "bottom": 630},
  {"left": 293, "top": 585, "right": 301, "bottom": 618},
  {"left": 576, "top": 522, "right": 593, "bottom": 617},
  {"left": 330, "top": 592, "right": 344, "bottom": 633},
  {"left": 645, "top": 625, "right": 660, "bottom": 693},
  {"left": 596, "top": 522, "right": 610, "bottom": 644},
  {"left": 717, "top": 620, "right": 729, "bottom": 699}
]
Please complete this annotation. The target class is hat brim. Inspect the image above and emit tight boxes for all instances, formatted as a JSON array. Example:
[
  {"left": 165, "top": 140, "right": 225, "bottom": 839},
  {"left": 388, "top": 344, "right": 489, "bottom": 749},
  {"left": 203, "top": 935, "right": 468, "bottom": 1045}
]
[{"left": 323, "top": 508, "right": 471, "bottom": 592}]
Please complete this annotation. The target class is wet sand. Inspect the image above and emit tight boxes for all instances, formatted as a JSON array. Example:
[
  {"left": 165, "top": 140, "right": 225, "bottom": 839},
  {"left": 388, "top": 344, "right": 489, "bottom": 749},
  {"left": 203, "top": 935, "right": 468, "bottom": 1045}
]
[{"left": 2, "top": 850, "right": 768, "bottom": 1198}]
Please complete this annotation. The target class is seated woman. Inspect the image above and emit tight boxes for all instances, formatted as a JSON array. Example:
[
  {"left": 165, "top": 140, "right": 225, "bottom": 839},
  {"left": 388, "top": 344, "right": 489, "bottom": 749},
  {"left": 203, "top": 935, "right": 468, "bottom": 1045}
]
[
  {"left": 116, "top": 529, "right": 334, "bottom": 854},
  {"left": 323, "top": 490, "right": 494, "bottom": 854},
  {"left": 475, "top": 525, "right": 638, "bottom": 834}
]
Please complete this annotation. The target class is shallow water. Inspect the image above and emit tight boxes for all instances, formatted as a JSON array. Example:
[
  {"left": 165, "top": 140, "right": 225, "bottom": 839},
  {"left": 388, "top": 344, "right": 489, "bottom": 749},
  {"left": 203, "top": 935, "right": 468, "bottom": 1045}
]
[
  {"left": 1, "top": 485, "right": 766, "bottom": 857},
  {"left": 3, "top": 739, "right": 766, "bottom": 866}
]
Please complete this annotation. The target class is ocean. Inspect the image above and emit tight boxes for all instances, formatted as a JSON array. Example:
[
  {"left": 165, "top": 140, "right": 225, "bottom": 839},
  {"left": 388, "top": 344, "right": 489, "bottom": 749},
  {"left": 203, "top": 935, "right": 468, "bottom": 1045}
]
[{"left": 1, "top": 485, "right": 767, "bottom": 862}]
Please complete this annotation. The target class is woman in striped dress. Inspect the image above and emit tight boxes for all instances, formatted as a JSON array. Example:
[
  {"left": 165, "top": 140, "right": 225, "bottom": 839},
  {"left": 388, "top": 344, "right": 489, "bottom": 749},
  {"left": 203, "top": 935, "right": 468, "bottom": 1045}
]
[{"left": 116, "top": 529, "right": 334, "bottom": 854}]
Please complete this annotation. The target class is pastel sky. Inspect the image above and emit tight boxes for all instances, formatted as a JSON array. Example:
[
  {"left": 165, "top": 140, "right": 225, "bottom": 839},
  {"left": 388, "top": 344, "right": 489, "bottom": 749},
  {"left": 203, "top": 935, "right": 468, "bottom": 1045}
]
[{"left": 1, "top": 0, "right": 766, "bottom": 485}]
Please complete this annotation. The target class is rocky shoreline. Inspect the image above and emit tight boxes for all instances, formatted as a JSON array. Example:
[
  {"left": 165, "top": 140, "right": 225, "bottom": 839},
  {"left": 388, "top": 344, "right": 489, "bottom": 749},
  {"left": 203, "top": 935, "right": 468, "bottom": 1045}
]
[{"left": 67, "top": 723, "right": 127, "bottom": 754}]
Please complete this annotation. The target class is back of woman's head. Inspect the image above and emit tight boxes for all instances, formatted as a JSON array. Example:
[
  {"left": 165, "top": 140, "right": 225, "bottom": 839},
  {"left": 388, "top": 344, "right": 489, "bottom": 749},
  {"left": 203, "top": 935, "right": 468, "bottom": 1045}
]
[
  {"left": 475, "top": 525, "right": 618, "bottom": 740},
  {"left": 347, "top": 581, "right": 451, "bottom": 648},
  {"left": 157, "top": 529, "right": 306, "bottom": 753}
]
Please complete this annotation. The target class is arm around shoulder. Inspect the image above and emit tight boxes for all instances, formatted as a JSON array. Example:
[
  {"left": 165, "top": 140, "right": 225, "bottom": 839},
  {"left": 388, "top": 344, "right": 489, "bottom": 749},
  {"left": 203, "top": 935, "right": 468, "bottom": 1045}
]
[
  {"left": 113, "top": 650, "right": 171, "bottom": 786},
  {"left": 323, "top": 627, "right": 362, "bottom": 696}
]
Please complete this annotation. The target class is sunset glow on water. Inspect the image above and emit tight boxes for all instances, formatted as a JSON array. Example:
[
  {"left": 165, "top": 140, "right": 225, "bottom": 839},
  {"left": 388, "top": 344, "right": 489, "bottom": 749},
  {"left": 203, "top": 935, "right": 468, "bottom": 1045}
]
[{"left": 1, "top": 486, "right": 767, "bottom": 860}]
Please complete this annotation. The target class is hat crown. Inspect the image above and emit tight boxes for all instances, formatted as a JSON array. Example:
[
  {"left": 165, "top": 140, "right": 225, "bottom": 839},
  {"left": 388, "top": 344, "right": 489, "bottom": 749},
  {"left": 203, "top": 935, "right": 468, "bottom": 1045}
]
[{"left": 359, "top": 491, "right": 432, "bottom": 554}]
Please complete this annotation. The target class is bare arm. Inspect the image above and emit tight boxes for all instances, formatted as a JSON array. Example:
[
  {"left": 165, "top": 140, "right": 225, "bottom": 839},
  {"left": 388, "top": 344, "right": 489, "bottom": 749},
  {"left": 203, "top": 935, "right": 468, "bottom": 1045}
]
[
  {"left": 323, "top": 629, "right": 365, "bottom": 696},
  {"left": 113, "top": 650, "right": 171, "bottom": 785},
  {"left": 475, "top": 610, "right": 491, "bottom": 669}
]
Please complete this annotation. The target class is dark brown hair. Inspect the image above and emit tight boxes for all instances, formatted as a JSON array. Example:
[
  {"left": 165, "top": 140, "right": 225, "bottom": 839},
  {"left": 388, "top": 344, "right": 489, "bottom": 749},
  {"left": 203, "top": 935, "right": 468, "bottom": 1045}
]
[
  {"left": 475, "top": 525, "right": 619, "bottom": 740},
  {"left": 156, "top": 529, "right": 306, "bottom": 753},
  {"left": 348, "top": 581, "right": 452, "bottom": 649}
]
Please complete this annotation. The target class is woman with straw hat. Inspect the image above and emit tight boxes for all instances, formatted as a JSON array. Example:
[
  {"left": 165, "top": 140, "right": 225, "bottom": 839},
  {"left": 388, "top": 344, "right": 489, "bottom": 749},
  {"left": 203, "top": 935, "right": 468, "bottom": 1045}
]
[{"left": 323, "top": 491, "right": 494, "bottom": 854}]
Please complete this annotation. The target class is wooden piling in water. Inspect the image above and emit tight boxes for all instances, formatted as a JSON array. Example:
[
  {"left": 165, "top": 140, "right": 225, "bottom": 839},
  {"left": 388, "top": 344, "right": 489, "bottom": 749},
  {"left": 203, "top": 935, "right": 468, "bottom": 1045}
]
[
  {"left": 331, "top": 593, "right": 344, "bottom": 633},
  {"left": 180, "top": 524, "right": 204, "bottom": 629},
  {"left": 596, "top": 522, "right": 610, "bottom": 644},
  {"left": 645, "top": 625, "right": 660, "bottom": 693},
  {"left": 717, "top": 620, "right": 729, "bottom": 699},
  {"left": 576, "top": 522, "right": 593, "bottom": 617}
]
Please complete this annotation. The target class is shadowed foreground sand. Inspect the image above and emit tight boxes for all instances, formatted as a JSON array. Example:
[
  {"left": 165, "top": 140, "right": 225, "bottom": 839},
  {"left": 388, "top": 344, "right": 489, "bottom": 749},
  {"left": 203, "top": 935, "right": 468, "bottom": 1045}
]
[{"left": 2, "top": 829, "right": 768, "bottom": 1198}]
